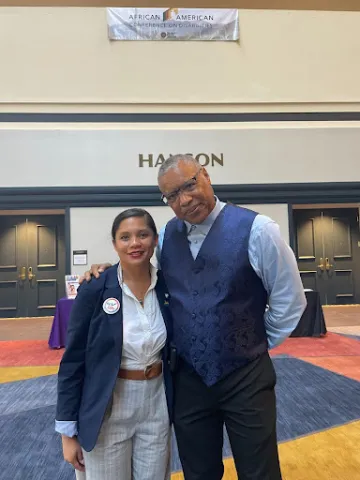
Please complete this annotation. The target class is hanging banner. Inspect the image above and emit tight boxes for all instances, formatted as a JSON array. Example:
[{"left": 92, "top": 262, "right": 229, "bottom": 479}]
[{"left": 107, "top": 8, "right": 239, "bottom": 41}]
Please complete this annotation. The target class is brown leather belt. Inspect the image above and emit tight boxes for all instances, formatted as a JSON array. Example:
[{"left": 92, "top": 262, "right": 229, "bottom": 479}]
[{"left": 118, "top": 362, "right": 163, "bottom": 381}]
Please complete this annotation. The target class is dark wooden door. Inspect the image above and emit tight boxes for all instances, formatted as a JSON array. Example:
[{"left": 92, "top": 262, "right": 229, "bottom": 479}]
[
  {"left": 0, "top": 215, "right": 66, "bottom": 318},
  {"left": 294, "top": 208, "right": 360, "bottom": 305},
  {"left": 0, "top": 217, "right": 28, "bottom": 318},
  {"left": 294, "top": 209, "right": 327, "bottom": 304},
  {"left": 321, "top": 209, "right": 360, "bottom": 305},
  {"left": 26, "top": 216, "right": 66, "bottom": 317}
]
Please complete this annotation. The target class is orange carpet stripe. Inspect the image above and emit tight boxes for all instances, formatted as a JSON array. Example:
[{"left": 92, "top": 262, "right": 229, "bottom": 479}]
[
  {"left": 298, "top": 356, "right": 360, "bottom": 382},
  {"left": 0, "top": 340, "right": 63, "bottom": 366}
]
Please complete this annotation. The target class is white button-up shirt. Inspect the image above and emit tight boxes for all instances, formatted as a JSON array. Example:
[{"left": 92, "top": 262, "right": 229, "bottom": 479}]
[{"left": 118, "top": 263, "right": 167, "bottom": 369}]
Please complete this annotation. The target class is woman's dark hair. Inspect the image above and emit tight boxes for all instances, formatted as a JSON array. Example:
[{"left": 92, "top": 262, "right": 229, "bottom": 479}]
[{"left": 111, "top": 208, "right": 158, "bottom": 241}]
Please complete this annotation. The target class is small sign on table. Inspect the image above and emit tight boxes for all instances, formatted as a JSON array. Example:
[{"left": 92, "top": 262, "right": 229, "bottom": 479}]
[{"left": 65, "top": 275, "right": 80, "bottom": 299}]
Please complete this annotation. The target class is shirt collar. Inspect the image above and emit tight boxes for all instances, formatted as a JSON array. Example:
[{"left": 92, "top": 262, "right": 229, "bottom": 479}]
[
  {"left": 117, "top": 262, "right": 158, "bottom": 290},
  {"left": 184, "top": 196, "right": 224, "bottom": 233}
]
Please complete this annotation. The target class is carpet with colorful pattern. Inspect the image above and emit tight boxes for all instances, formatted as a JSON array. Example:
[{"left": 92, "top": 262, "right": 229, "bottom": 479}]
[{"left": 1, "top": 329, "right": 360, "bottom": 480}]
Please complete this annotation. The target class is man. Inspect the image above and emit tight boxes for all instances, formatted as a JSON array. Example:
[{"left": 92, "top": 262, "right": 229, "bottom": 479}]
[{"left": 84, "top": 154, "right": 306, "bottom": 480}]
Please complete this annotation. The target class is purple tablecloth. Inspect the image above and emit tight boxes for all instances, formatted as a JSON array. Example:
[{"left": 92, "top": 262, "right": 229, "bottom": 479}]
[{"left": 48, "top": 297, "right": 75, "bottom": 349}]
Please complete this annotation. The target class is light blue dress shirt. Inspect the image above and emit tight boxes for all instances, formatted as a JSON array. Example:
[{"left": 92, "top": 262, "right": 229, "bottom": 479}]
[{"left": 157, "top": 198, "right": 307, "bottom": 350}]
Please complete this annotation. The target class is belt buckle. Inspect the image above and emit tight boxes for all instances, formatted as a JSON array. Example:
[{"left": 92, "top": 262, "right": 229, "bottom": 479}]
[{"left": 144, "top": 364, "right": 152, "bottom": 379}]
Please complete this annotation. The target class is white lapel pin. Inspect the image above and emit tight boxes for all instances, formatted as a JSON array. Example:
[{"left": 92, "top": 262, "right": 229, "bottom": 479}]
[{"left": 103, "top": 298, "right": 120, "bottom": 314}]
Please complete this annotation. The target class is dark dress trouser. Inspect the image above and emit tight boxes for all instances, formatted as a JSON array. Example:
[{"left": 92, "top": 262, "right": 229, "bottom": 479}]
[{"left": 173, "top": 352, "right": 282, "bottom": 480}]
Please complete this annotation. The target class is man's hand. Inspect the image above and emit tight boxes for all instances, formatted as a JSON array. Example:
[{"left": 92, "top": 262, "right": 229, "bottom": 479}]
[
  {"left": 62, "top": 435, "right": 85, "bottom": 472},
  {"left": 79, "top": 263, "right": 112, "bottom": 284}
]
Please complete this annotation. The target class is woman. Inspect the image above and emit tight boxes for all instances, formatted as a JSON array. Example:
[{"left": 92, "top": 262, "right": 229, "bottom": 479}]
[{"left": 55, "top": 208, "right": 173, "bottom": 480}]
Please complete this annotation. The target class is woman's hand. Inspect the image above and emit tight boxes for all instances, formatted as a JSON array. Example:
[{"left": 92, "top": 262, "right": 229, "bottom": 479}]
[{"left": 61, "top": 435, "right": 85, "bottom": 472}]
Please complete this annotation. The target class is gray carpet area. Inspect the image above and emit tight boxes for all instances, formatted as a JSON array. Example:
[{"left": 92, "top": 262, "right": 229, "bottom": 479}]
[{"left": 0, "top": 375, "right": 57, "bottom": 416}]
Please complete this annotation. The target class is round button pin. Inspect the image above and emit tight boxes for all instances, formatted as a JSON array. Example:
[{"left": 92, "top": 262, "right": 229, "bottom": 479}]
[{"left": 103, "top": 298, "right": 120, "bottom": 314}]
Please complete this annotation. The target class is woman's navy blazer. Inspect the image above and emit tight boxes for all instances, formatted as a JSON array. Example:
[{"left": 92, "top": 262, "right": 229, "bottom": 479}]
[{"left": 56, "top": 264, "right": 173, "bottom": 452}]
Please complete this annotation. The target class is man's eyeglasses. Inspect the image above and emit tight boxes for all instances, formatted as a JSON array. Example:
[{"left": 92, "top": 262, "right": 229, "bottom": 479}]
[{"left": 161, "top": 168, "right": 202, "bottom": 205}]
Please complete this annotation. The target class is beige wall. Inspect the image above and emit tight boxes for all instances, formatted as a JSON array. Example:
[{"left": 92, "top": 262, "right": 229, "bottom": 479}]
[
  {"left": 70, "top": 203, "right": 289, "bottom": 274},
  {"left": 1, "top": 8, "right": 360, "bottom": 111},
  {"left": 70, "top": 206, "right": 177, "bottom": 274},
  {"left": 1, "top": 122, "right": 360, "bottom": 187},
  {"left": 241, "top": 204, "right": 289, "bottom": 242}
]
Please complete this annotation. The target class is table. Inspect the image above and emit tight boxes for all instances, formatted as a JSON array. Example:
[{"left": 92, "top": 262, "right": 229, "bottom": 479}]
[
  {"left": 48, "top": 297, "right": 75, "bottom": 349},
  {"left": 290, "top": 290, "right": 327, "bottom": 338}
]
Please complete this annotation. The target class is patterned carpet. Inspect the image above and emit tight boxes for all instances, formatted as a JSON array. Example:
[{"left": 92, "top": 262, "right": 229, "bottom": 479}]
[{"left": 1, "top": 328, "right": 360, "bottom": 479}]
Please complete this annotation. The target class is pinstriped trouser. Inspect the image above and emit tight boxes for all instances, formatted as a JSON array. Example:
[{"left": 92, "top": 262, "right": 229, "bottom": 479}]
[{"left": 75, "top": 374, "right": 171, "bottom": 480}]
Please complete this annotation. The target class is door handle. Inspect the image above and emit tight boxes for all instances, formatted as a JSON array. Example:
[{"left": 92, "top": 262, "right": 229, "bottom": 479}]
[
  {"left": 325, "top": 258, "right": 333, "bottom": 271},
  {"left": 317, "top": 258, "right": 325, "bottom": 272},
  {"left": 19, "top": 266, "right": 26, "bottom": 281},
  {"left": 28, "top": 266, "right": 36, "bottom": 281}
]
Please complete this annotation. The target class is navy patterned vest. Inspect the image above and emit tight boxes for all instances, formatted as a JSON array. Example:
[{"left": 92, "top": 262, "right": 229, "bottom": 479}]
[{"left": 161, "top": 204, "right": 268, "bottom": 386}]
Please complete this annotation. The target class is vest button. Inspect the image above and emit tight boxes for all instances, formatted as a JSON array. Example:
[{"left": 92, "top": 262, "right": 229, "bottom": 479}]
[
  {"left": 193, "top": 291, "right": 198, "bottom": 296},
  {"left": 192, "top": 313, "right": 196, "bottom": 319}
]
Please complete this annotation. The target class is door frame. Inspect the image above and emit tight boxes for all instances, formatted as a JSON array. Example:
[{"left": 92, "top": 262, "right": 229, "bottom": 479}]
[
  {"left": 290, "top": 203, "right": 360, "bottom": 305},
  {"left": 0, "top": 208, "right": 71, "bottom": 276},
  {"left": 289, "top": 202, "right": 360, "bottom": 252}
]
